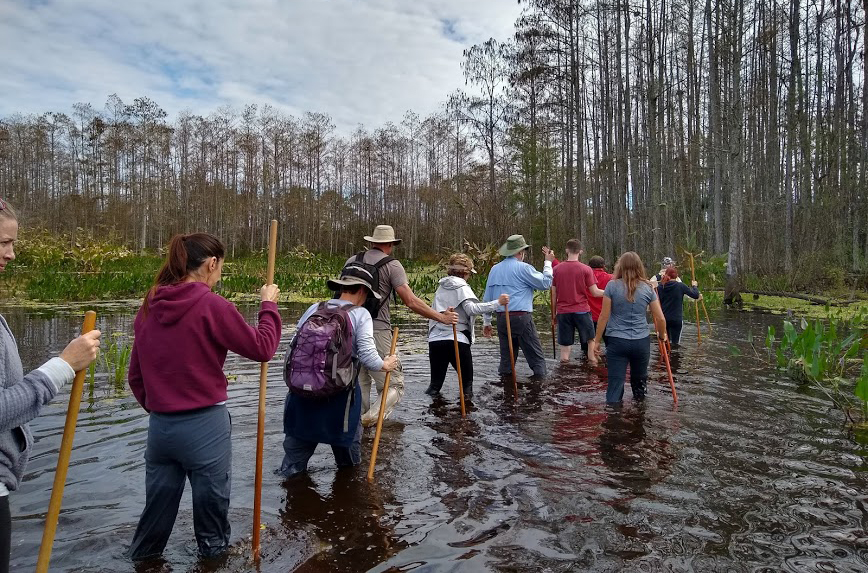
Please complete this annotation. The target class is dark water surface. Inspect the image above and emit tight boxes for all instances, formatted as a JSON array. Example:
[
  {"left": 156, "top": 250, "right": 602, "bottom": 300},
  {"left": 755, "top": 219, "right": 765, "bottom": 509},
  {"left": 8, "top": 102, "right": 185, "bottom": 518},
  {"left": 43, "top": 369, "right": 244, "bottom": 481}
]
[{"left": 3, "top": 303, "right": 867, "bottom": 572}]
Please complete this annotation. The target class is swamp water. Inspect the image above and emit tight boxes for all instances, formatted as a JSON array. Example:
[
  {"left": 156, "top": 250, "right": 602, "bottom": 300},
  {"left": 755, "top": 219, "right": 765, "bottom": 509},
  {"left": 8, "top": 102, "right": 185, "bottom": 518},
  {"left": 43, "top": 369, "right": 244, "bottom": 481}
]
[{"left": 3, "top": 303, "right": 867, "bottom": 572}]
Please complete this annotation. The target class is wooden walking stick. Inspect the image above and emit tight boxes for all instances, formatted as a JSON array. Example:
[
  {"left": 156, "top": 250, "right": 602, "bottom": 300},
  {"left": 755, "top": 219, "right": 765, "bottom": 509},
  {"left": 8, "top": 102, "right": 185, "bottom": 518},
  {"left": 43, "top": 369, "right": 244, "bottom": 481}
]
[
  {"left": 701, "top": 298, "right": 712, "bottom": 333},
  {"left": 503, "top": 303, "right": 519, "bottom": 396},
  {"left": 452, "top": 322, "right": 466, "bottom": 417},
  {"left": 36, "top": 310, "right": 97, "bottom": 573},
  {"left": 550, "top": 286, "right": 557, "bottom": 360},
  {"left": 688, "top": 253, "right": 702, "bottom": 345},
  {"left": 252, "top": 219, "right": 277, "bottom": 562},
  {"left": 368, "top": 327, "right": 399, "bottom": 481},
  {"left": 661, "top": 337, "right": 678, "bottom": 404}
]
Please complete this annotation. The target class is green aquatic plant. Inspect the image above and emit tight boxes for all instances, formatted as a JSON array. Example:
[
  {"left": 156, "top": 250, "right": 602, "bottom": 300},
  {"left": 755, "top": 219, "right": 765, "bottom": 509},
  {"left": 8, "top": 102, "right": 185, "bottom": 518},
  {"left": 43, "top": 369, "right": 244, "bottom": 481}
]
[
  {"left": 101, "top": 334, "right": 133, "bottom": 390},
  {"left": 765, "top": 306, "right": 867, "bottom": 426}
]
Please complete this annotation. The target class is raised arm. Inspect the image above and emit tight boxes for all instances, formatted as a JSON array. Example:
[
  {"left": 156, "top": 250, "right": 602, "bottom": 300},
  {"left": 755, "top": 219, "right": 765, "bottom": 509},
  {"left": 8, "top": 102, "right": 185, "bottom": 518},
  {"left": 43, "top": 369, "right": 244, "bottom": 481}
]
[
  {"left": 521, "top": 259, "right": 553, "bottom": 291},
  {"left": 395, "top": 284, "right": 457, "bottom": 325},
  {"left": 463, "top": 294, "right": 509, "bottom": 316},
  {"left": 214, "top": 298, "right": 282, "bottom": 363},
  {"left": 684, "top": 281, "right": 700, "bottom": 300}
]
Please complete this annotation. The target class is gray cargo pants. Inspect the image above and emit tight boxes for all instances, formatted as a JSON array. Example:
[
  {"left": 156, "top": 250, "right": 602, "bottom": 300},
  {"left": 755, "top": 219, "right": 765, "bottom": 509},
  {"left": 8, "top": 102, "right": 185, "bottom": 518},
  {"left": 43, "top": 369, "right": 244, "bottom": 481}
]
[{"left": 128, "top": 405, "right": 232, "bottom": 560}]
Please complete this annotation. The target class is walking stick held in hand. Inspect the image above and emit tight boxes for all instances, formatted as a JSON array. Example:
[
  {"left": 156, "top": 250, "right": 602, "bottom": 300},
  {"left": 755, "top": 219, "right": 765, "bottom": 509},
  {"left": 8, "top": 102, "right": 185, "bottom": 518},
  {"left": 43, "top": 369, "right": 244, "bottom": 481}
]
[
  {"left": 252, "top": 220, "right": 277, "bottom": 562},
  {"left": 451, "top": 315, "right": 467, "bottom": 417},
  {"left": 504, "top": 303, "right": 519, "bottom": 396},
  {"left": 368, "top": 327, "right": 399, "bottom": 481},
  {"left": 550, "top": 286, "right": 557, "bottom": 360},
  {"left": 36, "top": 310, "right": 97, "bottom": 573},
  {"left": 701, "top": 297, "right": 713, "bottom": 333},
  {"left": 661, "top": 338, "right": 678, "bottom": 403},
  {"left": 688, "top": 253, "right": 702, "bottom": 345}
]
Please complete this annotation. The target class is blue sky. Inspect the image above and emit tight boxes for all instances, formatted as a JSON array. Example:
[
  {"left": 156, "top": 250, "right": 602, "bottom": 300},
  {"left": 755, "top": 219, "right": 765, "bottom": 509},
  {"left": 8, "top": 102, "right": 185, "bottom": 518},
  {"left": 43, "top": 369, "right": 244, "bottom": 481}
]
[{"left": 0, "top": 0, "right": 523, "bottom": 131}]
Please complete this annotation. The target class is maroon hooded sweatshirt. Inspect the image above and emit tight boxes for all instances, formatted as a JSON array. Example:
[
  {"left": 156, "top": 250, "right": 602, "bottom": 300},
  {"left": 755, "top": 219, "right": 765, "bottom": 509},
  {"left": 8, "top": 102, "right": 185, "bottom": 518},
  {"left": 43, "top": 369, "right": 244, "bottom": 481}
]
[{"left": 128, "top": 281, "right": 281, "bottom": 413}]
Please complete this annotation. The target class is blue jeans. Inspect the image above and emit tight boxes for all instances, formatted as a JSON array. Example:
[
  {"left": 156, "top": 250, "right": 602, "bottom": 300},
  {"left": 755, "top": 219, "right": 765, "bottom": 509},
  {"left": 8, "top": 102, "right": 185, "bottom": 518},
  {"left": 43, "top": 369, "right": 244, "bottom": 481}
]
[
  {"left": 605, "top": 336, "right": 650, "bottom": 403},
  {"left": 279, "top": 421, "right": 363, "bottom": 478}
]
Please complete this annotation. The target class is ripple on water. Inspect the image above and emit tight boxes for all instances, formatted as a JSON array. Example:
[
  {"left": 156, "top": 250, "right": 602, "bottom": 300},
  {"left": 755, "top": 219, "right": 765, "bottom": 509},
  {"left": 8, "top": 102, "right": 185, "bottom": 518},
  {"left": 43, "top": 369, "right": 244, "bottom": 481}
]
[{"left": 3, "top": 306, "right": 867, "bottom": 572}]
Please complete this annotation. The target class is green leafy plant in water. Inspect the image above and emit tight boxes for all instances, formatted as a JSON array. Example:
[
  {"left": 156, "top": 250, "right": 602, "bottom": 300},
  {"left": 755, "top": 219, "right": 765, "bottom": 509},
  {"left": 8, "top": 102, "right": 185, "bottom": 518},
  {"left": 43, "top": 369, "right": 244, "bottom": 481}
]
[
  {"left": 765, "top": 306, "right": 867, "bottom": 427},
  {"left": 101, "top": 334, "right": 133, "bottom": 391}
]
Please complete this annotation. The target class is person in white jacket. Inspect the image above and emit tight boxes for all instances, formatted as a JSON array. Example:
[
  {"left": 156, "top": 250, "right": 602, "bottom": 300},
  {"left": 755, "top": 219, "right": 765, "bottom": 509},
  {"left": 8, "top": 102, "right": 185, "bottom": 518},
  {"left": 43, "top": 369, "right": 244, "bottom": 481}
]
[{"left": 426, "top": 254, "right": 509, "bottom": 400}]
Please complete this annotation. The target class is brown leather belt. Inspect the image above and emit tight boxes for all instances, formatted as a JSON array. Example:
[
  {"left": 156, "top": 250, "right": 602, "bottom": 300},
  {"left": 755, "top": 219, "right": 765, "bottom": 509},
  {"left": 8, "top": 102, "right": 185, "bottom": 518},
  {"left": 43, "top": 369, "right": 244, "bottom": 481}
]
[{"left": 497, "top": 311, "right": 529, "bottom": 316}]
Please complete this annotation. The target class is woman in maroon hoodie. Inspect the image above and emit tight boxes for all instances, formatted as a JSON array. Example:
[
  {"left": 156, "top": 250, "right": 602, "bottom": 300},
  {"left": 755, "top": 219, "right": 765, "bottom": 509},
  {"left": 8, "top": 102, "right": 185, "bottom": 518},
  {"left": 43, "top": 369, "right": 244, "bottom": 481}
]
[{"left": 127, "top": 233, "right": 281, "bottom": 561}]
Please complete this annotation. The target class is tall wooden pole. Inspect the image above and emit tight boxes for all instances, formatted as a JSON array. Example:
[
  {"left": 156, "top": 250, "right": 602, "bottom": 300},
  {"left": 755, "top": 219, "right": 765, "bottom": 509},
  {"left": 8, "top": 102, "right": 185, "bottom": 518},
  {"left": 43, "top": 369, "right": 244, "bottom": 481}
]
[
  {"left": 36, "top": 310, "right": 97, "bottom": 573},
  {"left": 660, "top": 339, "right": 678, "bottom": 403},
  {"left": 504, "top": 304, "right": 518, "bottom": 396},
  {"left": 252, "top": 220, "right": 277, "bottom": 562},
  {"left": 368, "top": 328, "right": 399, "bottom": 481},
  {"left": 688, "top": 253, "right": 702, "bottom": 345},
  {"left": 452, "top": 323, "right": 466, "bottom": 417}
]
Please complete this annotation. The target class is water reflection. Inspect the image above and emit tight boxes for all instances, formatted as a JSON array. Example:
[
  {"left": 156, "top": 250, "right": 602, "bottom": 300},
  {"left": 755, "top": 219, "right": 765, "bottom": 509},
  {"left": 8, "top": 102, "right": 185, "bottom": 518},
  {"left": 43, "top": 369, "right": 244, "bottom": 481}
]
[
  {"left": 280, "top": 471, "right": 401, "bottom": 571},
  {"left": 598, "top": 405, "right": 675, "bottom": 512},
  {"left": 1, "top": 304, "right": 866, "bottom": 572}
]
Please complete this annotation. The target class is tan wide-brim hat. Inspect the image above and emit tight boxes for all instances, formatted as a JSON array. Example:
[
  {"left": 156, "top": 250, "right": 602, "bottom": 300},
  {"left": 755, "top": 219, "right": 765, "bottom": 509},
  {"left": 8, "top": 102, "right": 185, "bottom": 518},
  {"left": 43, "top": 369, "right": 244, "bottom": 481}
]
[
  {"left": 498, "top": 234, "right": 531, "bottom": 256},
  {"left": 446, "top": 253, "right": 477, "bottom": 274},
  {"left": 363, "top": 225, "right": 402, "bottom": 244},
  {"left": 327, "top": 273, "right": 382, "bottom": 300}
]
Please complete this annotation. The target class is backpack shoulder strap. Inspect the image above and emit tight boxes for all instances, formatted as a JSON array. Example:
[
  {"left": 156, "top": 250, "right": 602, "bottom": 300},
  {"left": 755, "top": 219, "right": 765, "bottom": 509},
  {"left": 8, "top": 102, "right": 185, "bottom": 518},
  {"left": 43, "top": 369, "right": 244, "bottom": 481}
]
[
  {"left": 373, "top": 255, "right": 394, "bottom": 269},
  {"left": 354, "top": 251, "right": 366, "bottom": 263}
]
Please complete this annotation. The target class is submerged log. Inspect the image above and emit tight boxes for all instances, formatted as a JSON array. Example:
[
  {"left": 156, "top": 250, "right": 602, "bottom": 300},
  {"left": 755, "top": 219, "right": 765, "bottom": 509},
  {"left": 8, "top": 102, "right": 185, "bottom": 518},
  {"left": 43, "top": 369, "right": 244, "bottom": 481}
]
[{"left": 710, "top": 288, "right": 857, "bottom": 306}]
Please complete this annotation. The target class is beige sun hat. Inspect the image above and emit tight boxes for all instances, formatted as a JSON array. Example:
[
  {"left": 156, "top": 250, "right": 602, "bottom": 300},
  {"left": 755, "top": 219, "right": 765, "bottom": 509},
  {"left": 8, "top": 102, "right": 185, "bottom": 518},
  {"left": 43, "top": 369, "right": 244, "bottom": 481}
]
[
  {"left": 498, "top": 234, "right": 531, "bottom": 256},
  {"left": 363, "top": 225, "right": 402, "bottom": 244},
  {"left": 446, "top": 253, "right": 477, "bottom": 274},
  {"left": 327, "top": 266, "right": 382, "bottom": 299}
]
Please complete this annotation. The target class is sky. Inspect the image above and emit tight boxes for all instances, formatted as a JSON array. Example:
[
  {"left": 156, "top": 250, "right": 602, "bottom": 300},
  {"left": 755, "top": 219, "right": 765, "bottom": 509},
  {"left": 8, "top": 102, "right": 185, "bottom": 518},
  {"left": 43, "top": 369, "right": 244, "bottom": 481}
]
[{"left": 0, "top": 0, "right": 524, "bottom": 132}]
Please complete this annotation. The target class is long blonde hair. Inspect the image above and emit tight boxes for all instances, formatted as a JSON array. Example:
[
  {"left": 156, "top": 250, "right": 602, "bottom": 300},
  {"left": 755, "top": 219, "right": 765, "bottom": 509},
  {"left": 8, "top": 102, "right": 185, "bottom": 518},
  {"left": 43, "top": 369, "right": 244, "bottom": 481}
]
[
  {"left": 612, "top": 251, "right": 651, "bottom": 302},
  {"left": 0, "top": 198, "right": 18, "bottom": 222}
]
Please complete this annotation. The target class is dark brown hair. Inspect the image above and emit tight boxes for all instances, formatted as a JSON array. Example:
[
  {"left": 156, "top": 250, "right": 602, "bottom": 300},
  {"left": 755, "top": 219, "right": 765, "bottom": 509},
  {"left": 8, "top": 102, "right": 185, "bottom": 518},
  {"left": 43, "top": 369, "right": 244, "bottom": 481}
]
[
  {"left": 588, "top": 256, "right": 605, "bottom": 269},
  {"left": 142, "top": 233, "right": 225, "bottom": 315},
  {"left": 565, "top": 239, "right": 581, "bottom": 255}
]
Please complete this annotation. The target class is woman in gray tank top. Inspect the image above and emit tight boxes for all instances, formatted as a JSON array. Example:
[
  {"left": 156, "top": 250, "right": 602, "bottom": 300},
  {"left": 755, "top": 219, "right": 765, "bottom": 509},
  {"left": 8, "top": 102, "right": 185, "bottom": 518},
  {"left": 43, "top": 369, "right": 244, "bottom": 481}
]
[{"left": 588, "top": 252, "right": 667, "bottom": 403}]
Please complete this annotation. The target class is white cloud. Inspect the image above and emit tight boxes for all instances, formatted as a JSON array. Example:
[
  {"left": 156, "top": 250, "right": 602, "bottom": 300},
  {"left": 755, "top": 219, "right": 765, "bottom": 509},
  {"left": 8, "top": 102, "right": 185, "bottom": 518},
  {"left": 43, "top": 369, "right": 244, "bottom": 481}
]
[{"left": 0, "top": 0, "right": 523, "bottom": 131}]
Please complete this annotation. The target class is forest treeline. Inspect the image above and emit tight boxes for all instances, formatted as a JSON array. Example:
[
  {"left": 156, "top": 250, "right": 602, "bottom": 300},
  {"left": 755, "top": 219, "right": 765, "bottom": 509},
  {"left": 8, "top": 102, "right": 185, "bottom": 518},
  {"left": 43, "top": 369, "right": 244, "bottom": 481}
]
[{"left": 0, "top": 0, "right": 865, "bottom": 295}]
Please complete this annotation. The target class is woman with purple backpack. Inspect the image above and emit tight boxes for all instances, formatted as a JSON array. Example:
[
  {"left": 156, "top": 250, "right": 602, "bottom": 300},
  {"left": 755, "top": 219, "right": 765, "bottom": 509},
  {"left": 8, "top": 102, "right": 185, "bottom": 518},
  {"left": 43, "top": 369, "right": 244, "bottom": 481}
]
[
  {"left": 279, "top": 266, "right": 398, "bottom": 478},
  {"left": 127, "top": 233, "right": 281, "bottom": 561}
]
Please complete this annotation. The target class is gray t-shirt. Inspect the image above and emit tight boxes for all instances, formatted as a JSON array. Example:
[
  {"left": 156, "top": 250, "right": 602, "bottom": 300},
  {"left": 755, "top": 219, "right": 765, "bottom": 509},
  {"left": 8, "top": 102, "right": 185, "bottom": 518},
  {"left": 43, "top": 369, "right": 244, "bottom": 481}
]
[
  {"left": 345, "top": 249, "right": 409, "bottom": 330},
  {"left": 603, "top": 279, "right": 658, "bottom": 340}
]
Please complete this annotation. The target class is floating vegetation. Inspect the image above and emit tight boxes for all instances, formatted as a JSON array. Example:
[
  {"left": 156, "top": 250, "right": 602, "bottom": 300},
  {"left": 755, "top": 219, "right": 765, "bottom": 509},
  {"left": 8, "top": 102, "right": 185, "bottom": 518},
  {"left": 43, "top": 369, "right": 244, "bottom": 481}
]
[{"left": 765, "top": 306, "right": 868, "bottom": 430}]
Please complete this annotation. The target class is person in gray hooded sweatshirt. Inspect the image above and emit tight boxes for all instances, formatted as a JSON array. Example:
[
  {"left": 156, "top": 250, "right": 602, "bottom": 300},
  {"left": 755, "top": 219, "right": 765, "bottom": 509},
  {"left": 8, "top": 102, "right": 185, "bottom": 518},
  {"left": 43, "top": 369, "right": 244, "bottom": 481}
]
[
  {"left": 0, "top": 199, "right": 101, "bottom": 573},
  {"left": 426, "top": 254, "right": 509, "bottom": 400}
]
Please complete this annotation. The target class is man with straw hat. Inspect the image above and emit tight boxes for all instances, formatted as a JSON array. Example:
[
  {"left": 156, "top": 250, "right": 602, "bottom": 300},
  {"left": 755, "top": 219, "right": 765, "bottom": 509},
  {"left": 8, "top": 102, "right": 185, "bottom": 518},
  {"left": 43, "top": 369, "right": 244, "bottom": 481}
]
[
  {"left": 482, "top": 234, "right": 555, "bottom": 378},
  {"left": 346, "top": 225, "right": 458, "bottom": 426}
]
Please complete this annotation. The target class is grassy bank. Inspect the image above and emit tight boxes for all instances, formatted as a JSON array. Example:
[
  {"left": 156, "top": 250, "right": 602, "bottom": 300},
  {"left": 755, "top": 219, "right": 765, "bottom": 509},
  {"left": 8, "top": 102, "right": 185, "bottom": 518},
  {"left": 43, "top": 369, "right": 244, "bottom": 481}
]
[
  {"left": 2, "top": 232, "right": 864, "bottom": 319},
  {"left": 0, "top": 230, "right": 445, "bottom": 304}
]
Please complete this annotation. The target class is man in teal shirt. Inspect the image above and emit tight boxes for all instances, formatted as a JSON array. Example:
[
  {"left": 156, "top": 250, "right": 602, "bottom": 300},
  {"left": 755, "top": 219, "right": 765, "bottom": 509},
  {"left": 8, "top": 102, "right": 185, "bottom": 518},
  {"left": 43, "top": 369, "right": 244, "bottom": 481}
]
[{"left": 483, "top": 235, "right": 555, "bottom": 378}]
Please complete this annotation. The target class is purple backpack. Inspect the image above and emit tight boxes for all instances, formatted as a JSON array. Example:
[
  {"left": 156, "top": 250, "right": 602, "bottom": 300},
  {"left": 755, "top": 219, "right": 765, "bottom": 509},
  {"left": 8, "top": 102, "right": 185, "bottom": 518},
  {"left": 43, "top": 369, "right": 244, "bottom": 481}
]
[{"left": 284, "top": 302, "right": 358, "bottom": 398}]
